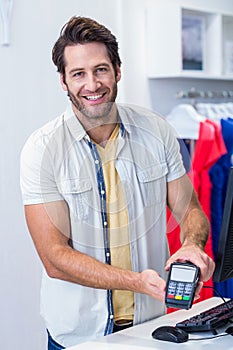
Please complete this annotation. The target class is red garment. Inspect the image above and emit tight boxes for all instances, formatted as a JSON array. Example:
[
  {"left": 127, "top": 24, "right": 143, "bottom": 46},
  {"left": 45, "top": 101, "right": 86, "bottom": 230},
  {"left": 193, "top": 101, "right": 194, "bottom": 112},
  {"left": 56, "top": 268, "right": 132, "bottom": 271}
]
[
  {"left": 167, "top": 120, "right": 227, "bottom": 313},
  {"left": 191, "top": 119, "right": 227, "bottom": 300},
  {"left": 192, "top": 120, "right": 227, "bottom": 219}
]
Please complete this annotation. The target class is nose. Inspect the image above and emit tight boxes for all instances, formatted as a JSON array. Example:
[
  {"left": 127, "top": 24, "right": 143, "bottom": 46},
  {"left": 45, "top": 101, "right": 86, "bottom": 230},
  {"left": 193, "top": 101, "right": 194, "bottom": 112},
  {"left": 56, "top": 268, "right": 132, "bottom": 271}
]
[{"left": 85, "top": 73, "right": 101, "bottom": 92}]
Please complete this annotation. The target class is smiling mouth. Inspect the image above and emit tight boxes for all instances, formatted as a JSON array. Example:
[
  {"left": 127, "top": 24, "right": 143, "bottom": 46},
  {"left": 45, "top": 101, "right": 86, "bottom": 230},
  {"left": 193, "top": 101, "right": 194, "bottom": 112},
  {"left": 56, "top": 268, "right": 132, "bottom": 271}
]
[{"left": 84, "top": 93, "right": 105, "bottom": 101}]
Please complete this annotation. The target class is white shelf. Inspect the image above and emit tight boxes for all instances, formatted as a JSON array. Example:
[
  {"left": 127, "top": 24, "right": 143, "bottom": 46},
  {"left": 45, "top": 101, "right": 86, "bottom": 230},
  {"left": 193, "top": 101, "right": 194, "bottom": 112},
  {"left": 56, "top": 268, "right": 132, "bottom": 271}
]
[
  {"left": 148, "top": 73, "right": 233, "bottom": 81},
  {"left": 146, "top": 3, "right": 233, "bottom": 81}
]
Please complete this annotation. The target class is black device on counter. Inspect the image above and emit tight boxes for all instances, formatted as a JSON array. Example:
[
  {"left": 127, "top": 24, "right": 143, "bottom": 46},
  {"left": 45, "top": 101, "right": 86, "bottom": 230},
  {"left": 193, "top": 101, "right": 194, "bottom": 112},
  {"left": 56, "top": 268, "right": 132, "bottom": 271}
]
[
  {"left": 213, "top": 166, "right": 233, "bottom": 283},
  {"left": 165, "top": 261, "right": 200, "bottom": 310},
  {"left": 152, "top": 325, "right": 189, "bottom": 343}
]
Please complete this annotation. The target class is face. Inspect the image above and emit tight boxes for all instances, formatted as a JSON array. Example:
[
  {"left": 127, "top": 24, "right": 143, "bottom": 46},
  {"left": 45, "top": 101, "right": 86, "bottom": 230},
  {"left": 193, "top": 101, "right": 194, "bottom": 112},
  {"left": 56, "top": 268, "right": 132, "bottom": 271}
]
[{"left": 60, "top": 42, "right": 121, "bottom": 122}]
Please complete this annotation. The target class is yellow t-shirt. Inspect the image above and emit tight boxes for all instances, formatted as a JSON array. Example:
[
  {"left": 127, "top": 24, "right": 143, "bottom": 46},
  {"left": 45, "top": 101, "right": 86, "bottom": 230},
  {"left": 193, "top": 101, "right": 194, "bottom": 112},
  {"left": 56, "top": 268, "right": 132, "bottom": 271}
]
[{"left": 95, "top": 124, "right": 134, "bottom": 323}]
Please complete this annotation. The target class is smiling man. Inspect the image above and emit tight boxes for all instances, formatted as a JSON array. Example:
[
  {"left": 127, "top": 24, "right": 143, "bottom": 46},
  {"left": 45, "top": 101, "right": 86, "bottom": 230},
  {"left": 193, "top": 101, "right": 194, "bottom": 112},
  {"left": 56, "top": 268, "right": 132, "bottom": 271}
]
[
  {"left": 60, "top": 41, "right": 120, "bottom": 145},
  {"left": 61, "top": 42, "right": 120, "bottom": 121},
  {"left": 20, "top": 16, "right": 215, "bottom": 350}
]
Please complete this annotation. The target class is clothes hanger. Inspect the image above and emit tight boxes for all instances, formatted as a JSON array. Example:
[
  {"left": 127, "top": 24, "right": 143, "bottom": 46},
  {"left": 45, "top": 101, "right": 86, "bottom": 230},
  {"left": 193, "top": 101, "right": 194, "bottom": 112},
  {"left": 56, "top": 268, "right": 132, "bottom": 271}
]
[
  {"left": 196, "top": 102, "right": 233, "bottom": 120},
  {"left": 166, "top": 103, "right": 206, "bottom": 140}
]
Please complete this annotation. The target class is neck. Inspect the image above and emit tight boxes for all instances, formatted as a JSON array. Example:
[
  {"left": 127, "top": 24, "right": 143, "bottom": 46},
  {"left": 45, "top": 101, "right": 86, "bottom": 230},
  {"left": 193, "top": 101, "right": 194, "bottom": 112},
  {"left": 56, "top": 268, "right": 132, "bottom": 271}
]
[
  {"left": 88, "top": 123, "right": 118, "bottom": 146},
  {"left": 74, "top": 104, "right": 118, "bottom": 144}
]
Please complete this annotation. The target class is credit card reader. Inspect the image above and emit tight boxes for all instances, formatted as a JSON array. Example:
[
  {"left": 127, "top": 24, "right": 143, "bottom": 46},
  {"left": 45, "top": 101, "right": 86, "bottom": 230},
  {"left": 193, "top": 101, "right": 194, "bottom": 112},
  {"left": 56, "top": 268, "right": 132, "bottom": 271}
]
[{"left": 165, "top": 261, "right": 200, "bottom": 310}]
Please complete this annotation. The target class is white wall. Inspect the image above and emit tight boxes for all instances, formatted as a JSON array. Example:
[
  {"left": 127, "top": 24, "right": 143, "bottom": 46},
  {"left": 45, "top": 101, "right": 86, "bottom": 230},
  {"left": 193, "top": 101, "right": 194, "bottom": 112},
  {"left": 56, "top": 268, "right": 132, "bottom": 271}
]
[
  {"left": 1, "top": 0, "right": 233, "bottom": 349},
  {"left": 1, "top": 1, "right": 120, "bottom": 349}
]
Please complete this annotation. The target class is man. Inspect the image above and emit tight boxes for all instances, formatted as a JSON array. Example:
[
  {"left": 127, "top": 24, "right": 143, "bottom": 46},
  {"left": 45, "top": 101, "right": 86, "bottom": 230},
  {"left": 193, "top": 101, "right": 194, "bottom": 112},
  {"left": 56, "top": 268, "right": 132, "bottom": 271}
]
[{"left": 20, "top": 16, "right": 215, "bottom": 349}]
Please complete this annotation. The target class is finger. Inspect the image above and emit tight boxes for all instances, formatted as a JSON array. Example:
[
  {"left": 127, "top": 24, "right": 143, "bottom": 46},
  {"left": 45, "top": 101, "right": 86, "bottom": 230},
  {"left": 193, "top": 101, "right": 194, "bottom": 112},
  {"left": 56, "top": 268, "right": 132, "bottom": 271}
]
[
  {"left": 194, "top": 281, "right": 203, "bottom": 300},
  {"left": 200, "top": 256, "right": 215, "bottom": 282}
]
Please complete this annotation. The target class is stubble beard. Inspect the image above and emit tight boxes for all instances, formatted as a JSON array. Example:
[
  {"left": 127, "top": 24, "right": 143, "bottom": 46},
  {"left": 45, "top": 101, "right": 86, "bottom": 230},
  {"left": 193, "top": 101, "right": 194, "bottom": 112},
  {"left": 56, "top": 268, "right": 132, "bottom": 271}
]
[{"left": 67, "top": 83, "right": 118, "bottom": 125}]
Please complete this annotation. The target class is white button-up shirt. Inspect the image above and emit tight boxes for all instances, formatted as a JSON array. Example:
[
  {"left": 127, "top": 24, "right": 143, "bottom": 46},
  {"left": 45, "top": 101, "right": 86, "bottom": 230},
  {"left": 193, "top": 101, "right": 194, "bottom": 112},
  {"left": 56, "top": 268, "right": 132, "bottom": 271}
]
[{"left": 20, "top": 104, "right": 185, "bottom": 348}]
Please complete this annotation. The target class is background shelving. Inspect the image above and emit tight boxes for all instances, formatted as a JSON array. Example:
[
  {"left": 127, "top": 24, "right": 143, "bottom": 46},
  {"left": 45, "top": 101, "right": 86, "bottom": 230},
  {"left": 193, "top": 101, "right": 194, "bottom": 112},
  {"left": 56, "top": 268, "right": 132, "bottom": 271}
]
[{"left": 146, "top": 3, "right": 233, "bottom": 80}]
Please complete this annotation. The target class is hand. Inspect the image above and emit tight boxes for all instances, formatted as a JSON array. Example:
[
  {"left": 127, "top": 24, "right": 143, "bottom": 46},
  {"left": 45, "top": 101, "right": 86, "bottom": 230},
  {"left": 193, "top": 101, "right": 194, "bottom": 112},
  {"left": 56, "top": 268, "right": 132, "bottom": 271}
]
[
  {"left": 165, "top": 243, "right": 215, "bottom": 282},
  {"left": 137, "top": 269, "right": 166, "bottom": 301}
]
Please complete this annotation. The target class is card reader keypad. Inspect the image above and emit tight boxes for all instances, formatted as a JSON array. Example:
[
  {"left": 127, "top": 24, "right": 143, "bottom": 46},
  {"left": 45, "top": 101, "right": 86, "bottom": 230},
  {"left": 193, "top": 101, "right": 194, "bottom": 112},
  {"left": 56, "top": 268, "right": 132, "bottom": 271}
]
[{"left": 167, "top": 280, "right": 192, "bottom": 301}]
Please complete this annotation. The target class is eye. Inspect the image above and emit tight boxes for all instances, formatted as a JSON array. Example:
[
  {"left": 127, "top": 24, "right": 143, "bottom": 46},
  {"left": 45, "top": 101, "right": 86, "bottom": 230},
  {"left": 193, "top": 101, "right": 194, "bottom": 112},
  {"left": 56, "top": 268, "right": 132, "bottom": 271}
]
[
  {"left": 72, "top": 71, "right": 84, "bottom": 78},
  {"left": 96, "top": 67, "right": 108, "bottom": 73}
]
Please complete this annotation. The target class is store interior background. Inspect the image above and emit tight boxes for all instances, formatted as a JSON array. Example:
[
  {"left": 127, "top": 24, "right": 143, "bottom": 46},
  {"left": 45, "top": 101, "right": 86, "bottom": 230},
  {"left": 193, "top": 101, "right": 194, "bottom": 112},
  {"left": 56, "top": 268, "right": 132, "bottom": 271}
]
[{"left": 1, "top": 0, "right": 233, "bottom": 349}]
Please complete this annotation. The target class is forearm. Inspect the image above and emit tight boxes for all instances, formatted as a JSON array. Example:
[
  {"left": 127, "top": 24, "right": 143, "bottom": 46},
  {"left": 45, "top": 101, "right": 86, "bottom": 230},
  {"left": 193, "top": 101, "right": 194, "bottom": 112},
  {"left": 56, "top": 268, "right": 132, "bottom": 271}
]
[
  {"left": 47, "top": 245, "right": 166, "bottom": 300},
  {"left": 167, "top": 174, "right": 210, "bottom": 251},
  {"left": 25, "top": 202, "right": 166, "bottom": 300},
  {"left": 180, "top": 207, "right": 210, "bottom": 250},
  {"left": 166, "top": 175, "right": 215, "bottom": 282},
  {"left": 166, "top": 207, "right": 214, "bottom": 282},
  {"left": 166, "top": 187, "right": 214, "bottom": 281},
  {"left": 47, "top": 244, "right": 140, "bottom": 291}
]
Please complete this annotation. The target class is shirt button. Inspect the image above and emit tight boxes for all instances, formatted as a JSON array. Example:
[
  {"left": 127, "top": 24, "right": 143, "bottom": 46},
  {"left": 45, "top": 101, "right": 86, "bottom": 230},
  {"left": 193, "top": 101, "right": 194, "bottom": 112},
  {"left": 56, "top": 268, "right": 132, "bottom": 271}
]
[
  {"left": 106, "top": 252, "right": 110, "bottom": 257},
  {"left": 110, "top": 314, "right": 114, "bottom": 319},
  {"left": 104, "top": 221, "right": 108, "bottom": 226},
  {"left": 95, "top": 159, "right": 99, "bottom": 164},
  {"left": 101, "top": 190, "right": 105, "bottom": 195}
]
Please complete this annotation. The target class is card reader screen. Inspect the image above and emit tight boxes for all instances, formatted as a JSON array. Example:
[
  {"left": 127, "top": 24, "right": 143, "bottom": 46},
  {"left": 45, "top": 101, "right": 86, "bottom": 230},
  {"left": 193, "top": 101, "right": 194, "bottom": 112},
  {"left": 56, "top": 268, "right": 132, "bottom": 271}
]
[{"left": 170, "top": 265, "right": 196, "bottom": 282}]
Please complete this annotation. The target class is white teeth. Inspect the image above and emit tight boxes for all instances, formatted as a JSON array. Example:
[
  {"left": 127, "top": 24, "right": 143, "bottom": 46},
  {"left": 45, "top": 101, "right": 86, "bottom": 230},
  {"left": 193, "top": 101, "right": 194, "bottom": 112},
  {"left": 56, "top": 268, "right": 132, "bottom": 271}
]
[{"left": 86, "top": 94, "right": 103, "bottom": 101}]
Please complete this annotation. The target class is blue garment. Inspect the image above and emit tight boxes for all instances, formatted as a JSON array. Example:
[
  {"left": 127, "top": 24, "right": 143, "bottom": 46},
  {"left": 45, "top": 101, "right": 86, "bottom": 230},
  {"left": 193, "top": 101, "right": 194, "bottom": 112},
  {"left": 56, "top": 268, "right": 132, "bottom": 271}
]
[
  {"left": 209, "top": 118, "right": 233, "bottom": 297},
  {"left": 47, "top": 331, "right": 65, "bottom": 350},
  {"left": 178, "top": 139, "right": 192, "bottom": 173}
]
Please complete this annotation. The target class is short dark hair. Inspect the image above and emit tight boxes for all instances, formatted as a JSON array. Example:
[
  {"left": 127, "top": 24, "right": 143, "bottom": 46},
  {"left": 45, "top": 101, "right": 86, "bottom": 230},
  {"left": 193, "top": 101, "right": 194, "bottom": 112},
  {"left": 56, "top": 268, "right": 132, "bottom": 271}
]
[{"left": 52, "top": 16, "right": 121, "bottom": 77}]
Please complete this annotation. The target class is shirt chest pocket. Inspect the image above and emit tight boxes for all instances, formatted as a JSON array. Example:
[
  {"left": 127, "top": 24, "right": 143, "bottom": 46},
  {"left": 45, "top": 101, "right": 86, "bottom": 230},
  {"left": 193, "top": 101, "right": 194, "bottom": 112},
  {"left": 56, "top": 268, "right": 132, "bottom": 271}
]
[
  {"left": 137, "top": 163, "right": 168, "bottom": 207},
  {"left": 59, "top": 179, "right": 93, "bottom": 220}
]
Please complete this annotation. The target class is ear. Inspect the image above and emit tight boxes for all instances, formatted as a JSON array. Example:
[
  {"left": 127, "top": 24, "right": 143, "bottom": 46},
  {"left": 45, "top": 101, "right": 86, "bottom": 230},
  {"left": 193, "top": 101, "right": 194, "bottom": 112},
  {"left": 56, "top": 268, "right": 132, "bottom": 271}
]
[
  {"left": 60, "top": 73, "right": 67, "bottom": 91},
  {"left": 116, "top": 65, "right": 121, "bottom": 83}
]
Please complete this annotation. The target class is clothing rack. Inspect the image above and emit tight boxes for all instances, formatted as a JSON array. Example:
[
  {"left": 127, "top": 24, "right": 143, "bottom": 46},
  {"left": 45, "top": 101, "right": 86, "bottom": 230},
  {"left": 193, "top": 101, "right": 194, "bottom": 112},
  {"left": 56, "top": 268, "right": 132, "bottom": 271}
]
[
  {"left": 167, "top": 87, "right": 233, "bottom": 142},
  {"left": 174, "top": 87, "right": 233, "bottom": 119},
  {"left": 176, "top": 87, "right": 233, "bottom": 100}
]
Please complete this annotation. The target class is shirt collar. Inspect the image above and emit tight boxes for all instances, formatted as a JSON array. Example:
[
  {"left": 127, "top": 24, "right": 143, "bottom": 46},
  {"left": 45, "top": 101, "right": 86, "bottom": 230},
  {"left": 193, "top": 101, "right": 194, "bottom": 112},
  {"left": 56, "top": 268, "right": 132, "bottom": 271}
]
[
  {"left": 64, "top": 104, "right": 131, "bottom": 142},
  {"left": 117, "top": 105, "right": 131, "bottom": 135},
  {"left": 64, "top": 106, "right": 87, "bottom": 142}
]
